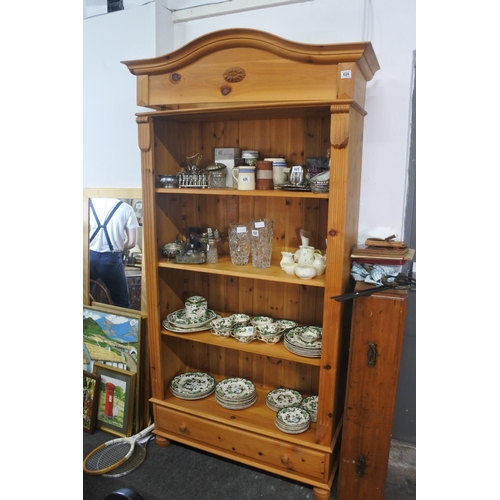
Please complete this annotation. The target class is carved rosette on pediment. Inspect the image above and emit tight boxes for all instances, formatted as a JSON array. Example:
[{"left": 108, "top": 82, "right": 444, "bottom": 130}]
[{"left": 223, "top": 67, "right": 246, "bottom": 83}]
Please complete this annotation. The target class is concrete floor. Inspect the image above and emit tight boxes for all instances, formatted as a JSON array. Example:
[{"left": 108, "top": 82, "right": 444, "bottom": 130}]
[
  {"left": 384, "top": 439, "right": 416, "bottom": 499},
  {"left": 83, "top": 429, "right": 416, "bottom": 499}
]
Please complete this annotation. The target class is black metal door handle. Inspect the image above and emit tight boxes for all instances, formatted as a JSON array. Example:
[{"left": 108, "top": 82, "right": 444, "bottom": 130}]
[
  {"left": 367, "top": 342, "right": 379, "bottom": 367},
  {"left": 356, "top": 455, "right": 367, "bottom": 476}
]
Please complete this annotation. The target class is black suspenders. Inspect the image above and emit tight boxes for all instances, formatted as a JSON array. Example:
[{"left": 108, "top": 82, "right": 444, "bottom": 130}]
[{"left": 89, "top": 200, "right": 123, "bottom": 252}]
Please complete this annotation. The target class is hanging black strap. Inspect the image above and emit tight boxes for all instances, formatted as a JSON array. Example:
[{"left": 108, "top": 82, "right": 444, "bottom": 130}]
[{"left": 89, "top": 200, "right": 123, "bottom": 252}]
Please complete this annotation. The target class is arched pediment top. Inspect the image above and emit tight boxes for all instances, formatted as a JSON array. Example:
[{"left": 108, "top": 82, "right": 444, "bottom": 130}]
[{"left": 122, "top": 28, "right": 379, "bottom": 81}]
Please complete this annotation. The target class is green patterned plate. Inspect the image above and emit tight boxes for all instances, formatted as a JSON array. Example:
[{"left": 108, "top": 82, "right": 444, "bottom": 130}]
[
  {"left": 266, "top": 388, "right": 303, "bottom": 411},
  {"left": 285, "top": 327, "right": 322, "bottom": 348},
  {"left": 166, "top": 309, "right": 217, "bottom": 328},
  {"left": 215, "top": 378, "right": 255, "bottom": 400},
  {"left": 170, "top": 371, "right": 215, "bottom": 400},
  {"left": 275, "top": 406, "right": 310, "bottom": 433}
]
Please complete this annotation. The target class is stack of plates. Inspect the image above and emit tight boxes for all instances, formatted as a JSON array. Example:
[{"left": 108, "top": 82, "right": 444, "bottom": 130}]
[
  {"left": 162, "top": 308, "right": 219, "bottom": 333},
  {"left": 301, "top": 395, "right": 318, "bottom": 422},
  {"left": 283, "top": 327, "right": 322, "bottom": 357},
  {"left": 215, "top": 378, "right": 256, "bottom": 410},
  {"left": 169, "top": 371, "right": 215, "bottom": 400},
  {"left": 275, "top": 406, "right": 311, "bottom": 434},
  {"left": 266, "top": 388, "right": 303, "bottom": 412}
]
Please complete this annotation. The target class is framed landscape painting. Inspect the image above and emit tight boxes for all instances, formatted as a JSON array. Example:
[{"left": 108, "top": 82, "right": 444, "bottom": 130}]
[
  {"left": 93, "top": 362, "right": 136, "bottom": 437},
  {"left": 83, "top": 304, "right": 143, "bottom": 431},
  {"left": 83, "top": 371, "right": 100, "bottom": 434}
]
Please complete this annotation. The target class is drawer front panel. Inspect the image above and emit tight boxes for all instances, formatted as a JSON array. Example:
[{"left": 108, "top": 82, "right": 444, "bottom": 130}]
[{"left": 156, "top": 406, "right": 327, "bottom": 480}]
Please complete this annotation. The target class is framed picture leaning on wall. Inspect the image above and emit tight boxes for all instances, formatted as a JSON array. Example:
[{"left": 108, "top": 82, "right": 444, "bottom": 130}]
[
  {"left": 83, "top": 370, "right": 100, "bottom": 434},
  {"left": 93, "top": 362, "right": 136, "bottom": 438},
  {"left": 83, "top": 304, "right": 143, "bottom": 432}
]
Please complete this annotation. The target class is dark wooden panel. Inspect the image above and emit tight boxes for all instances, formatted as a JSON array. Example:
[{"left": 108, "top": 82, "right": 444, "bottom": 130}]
[{"left": 337, "top": 287, "right": 408, "bottom": 500}]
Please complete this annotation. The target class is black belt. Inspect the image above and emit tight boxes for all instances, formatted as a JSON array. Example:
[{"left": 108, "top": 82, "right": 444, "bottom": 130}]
[{"left": 90, "top": 250, "right": 123, "bottom": 255}]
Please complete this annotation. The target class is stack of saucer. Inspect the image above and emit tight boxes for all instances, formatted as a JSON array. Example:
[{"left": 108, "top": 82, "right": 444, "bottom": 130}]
[
  {"left": 169, "top": 371, "right": 215, "bottom": 400},
  {"left": 266, "top": 388, "right": 303, "bottom": 412},
  {"left": 162, "top": 295, "right": 219, "bottom": 332},
  {"left": 275, "top": 406, "right": 311, "bottom": 434},
  {"left": 283, "top": 326, "right": 322, "bottom": 358},
  {"left": 215, "top": 377, "right": 256, "bottom": 410},
  {"left": 301, "top": 395, "right": 318, "bottom": 422}
]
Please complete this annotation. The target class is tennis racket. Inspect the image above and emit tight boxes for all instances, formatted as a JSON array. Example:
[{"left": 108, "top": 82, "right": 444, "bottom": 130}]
[{"left": 83, "top": 423, "right": 155, "bottom": 475}]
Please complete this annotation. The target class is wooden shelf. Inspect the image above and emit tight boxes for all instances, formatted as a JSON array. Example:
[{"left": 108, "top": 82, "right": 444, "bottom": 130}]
[
  {"left": 158, "top": 256, "right": 326, "bottom": 287},
  {"left": 153, "top": 385, "right": 328, "bottom": 450},
  {"left": 138, "top": 102, "right": 338, "bottom": 121},
  {"left": 156, "top": 187, "right": 329, "bottom": 199},
  {"left": 161, "top": 328, "right": 322, "bottom": 367}
]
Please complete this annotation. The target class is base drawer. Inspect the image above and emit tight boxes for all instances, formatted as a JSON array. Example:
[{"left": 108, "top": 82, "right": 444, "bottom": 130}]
[{"left": 156, "top": 405, "right": 328, "bottom": 481}]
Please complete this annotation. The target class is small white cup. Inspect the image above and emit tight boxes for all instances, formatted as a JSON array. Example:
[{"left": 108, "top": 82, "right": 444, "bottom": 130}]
[
  {"left": 210, "top": 316, "right": 234, "bottom": 338},
  {"left": 251, "top": 316, "right": 275, "bottom": 328},
  {"left": 299, "top": 327, "right": 321, "bottom": 343},
  {"left": 229, "top": 313, "right": 251, "bottom": 327},
  {"left": 231, "top": 326, "right": 257, "bottom": 343}
]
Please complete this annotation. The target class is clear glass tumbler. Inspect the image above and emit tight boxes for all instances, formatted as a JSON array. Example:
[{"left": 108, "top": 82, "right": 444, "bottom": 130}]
[
  {"left": 228, "top": 223, "right": 251, "bottom": 265},
  {"left": 250, "top": 218, "right": 274, "bottom": 268}
]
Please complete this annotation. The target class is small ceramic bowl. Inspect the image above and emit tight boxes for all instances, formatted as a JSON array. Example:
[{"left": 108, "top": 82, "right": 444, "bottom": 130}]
[
  {"left": 229, "top": 313, "right": 251, "bottom": 327},
  {"left": 295, "top": 265, "right": 317, "bottom": 280},
  {"left": 251, "top": 316, "right": 275, "bottom": 328},
  {"left": 210, "top": 317, "right": 235, "bottom": 338},
  {"left": 298, "top": 326, "right": 322, "bottom": 343},
  {"left": 257, "top": 331, "right": 284, "bottom": 344},
  {"left": 231, "top": 326, "right": 257, "bottom": 343},
  {"left": 256, "top": 323, "right": 284, "bottom": 335},
  {"left": 256, "top": 324, "right": 285, "bottom": 344},
  {"left": 282, "top": 262, "right": 298, "bottom": 276},
  {"left": 276, "top": 319, "right": 298, "bottom": 332},
  {"left": 211, "top": 317, "right": 235, "bottom": 329}
]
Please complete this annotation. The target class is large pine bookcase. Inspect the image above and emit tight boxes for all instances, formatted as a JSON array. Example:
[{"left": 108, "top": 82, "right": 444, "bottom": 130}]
[{"left": 122, "top": 29, "right": 379, "bottom": 500}]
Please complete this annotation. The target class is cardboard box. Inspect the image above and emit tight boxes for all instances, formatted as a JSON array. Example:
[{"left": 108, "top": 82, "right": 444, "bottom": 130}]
[{"left": 215, "top": 148, "right": 241, "bottom": 188}]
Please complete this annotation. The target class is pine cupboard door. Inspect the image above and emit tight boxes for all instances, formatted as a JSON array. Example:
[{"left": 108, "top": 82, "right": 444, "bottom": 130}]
[{"left": 337, "top": 287, "right": 408, "bottom": 500}]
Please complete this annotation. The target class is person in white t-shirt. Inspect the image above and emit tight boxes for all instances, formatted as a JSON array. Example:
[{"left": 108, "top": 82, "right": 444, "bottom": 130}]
[{"left": 89, "top": 198, "right": 139, "bottom": 308}]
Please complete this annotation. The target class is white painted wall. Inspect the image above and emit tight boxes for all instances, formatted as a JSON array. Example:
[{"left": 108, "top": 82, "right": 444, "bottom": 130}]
[
  {"left": 83, "top": 0, "right": 415, "bottom": 243},
  {"left": 171, "top": 0, "right": 416, "bottom": 243},
  {"left": 83, "top": 2, "right": 173, "bottom": 187}
]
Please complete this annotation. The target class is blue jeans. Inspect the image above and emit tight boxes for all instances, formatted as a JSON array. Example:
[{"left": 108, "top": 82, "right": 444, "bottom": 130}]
[{"left": 90, "top": 250, "right": 131, "bottom": 308}]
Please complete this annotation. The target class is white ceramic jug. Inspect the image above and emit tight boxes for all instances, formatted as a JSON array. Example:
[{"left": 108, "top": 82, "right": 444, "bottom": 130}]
[
  {"left": 280, "top": 251, "right": 295, "bottom": 269},
  {"left": 295, "top": 245, "right": 316, "bottom": 265},
  {"left": 312, "top": 252, "right": 326, "bottom": 276}
]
